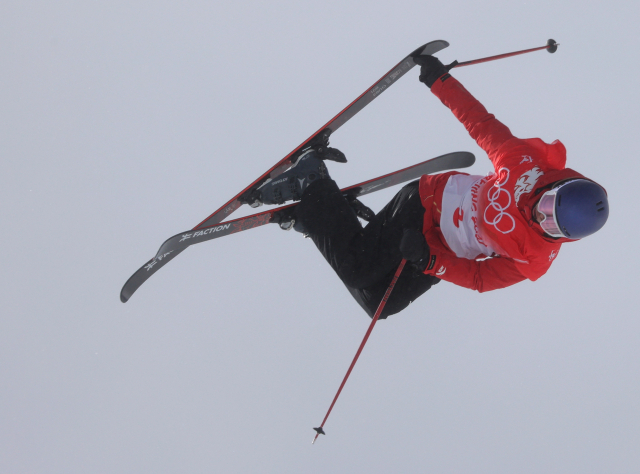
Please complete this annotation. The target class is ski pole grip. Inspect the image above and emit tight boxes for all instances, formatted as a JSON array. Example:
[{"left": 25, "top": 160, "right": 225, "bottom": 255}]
[{"left": 546, "top": 39, "right": 558, "bottom": 53}]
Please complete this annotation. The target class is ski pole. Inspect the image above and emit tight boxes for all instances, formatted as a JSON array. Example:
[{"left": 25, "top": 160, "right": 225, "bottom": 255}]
[
  {"left": 312, "top": 258, "right": 407, "bottom": 444},
  {"left": 448, "top": 39, "right": 558, "bottom": 69}
]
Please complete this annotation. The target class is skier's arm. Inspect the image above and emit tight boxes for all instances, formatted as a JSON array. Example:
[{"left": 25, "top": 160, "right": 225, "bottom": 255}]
[
  {"left": 430, "top": 76, "right": 516, "bottom": 163},
  {"left": 415, "top": 57, "right": 516, "bottom": 164},
  {"left": 423, "top": 232, "right": 527, "bottom": 292}
]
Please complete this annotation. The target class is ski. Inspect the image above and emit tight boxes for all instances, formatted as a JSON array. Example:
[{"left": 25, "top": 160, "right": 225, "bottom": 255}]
[
  {"left": 196, "top": 39, "right": 449, "bottom": 227},
  {"left": 121, "top": 40, "right": 449, "bottom": 302},
  {"left": 121, "top": 151, "right": 475, "bottom": 302}
]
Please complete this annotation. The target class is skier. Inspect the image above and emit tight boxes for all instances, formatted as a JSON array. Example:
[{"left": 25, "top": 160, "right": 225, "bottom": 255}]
[{"left": 254, "top": 55, "right": 610, "bottom": 318}]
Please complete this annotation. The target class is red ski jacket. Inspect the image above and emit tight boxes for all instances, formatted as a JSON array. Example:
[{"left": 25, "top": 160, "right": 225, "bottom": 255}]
[{"left": 418, "top": 75, "right": 593, "bottom": 292}]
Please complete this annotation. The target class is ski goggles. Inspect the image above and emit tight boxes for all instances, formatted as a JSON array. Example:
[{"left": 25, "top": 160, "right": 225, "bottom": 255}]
[{"left": 536, "top": 180, "right": 579, "bottom": 238}]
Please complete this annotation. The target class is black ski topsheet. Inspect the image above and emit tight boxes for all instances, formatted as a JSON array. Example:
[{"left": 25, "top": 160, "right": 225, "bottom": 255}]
[{"left": 121, "top": 151, "right": 474, "bottom": 302}]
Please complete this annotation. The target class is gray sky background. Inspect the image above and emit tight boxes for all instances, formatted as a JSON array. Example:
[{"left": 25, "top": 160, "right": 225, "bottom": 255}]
[{"left": 2, "top": 1, "right": 639, "bottom": 473}]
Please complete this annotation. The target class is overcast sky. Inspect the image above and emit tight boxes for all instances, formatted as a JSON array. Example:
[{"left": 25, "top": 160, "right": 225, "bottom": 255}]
[{"left": 2, "top": 1, "right": 639, "bottom": 473}]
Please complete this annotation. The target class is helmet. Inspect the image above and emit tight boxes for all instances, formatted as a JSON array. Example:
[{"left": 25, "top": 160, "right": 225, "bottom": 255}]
[{"left": 536, "top": 179, "right": 609, "bottom": 239}]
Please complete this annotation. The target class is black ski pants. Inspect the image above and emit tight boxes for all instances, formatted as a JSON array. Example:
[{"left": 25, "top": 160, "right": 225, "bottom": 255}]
[{"left": 295, "top": 179, "right": 440, "bottom": 319}]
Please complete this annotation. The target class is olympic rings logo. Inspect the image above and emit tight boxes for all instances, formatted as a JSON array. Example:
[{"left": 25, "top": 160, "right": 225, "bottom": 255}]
[{"left": 483, "top": 168, "right": 516, "bottom": 234}]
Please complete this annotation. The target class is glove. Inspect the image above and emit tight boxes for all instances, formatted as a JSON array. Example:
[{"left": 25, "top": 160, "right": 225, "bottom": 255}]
[
  {"left": 414, "top": 55, "right": 450, "bottom": 88},
  {"left": 420, "top": 228, "right": 455, "bottom": 277},
  {"left": 399, "top": 228, "right": 431, "bottom": 272}
]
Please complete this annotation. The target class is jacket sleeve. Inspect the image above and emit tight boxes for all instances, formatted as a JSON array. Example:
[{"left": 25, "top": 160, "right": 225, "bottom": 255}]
[
  {"left": 431, "top": 76, "right": 517, "bottom": 166},
  {"left": 423, "top": 230, "right": 527, "bottom": 292}
]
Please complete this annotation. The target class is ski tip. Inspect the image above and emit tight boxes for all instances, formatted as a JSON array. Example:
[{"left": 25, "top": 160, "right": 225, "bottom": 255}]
[
  {"left": 410, "top": 40, "right": 450, "bottom": 59},
  {"left": 546, "top": 39, "right": 558, "bottom": 53},
  {"left": 120, "top": 284, "right": 133, "bottom": 303},
  {"left": 459, "top": 151, "right": 476, "bottom": 167}
]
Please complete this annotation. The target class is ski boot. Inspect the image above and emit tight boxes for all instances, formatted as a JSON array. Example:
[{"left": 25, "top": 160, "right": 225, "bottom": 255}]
[{"left": 248, "top": 145, "right": 346, "bottom": 207}]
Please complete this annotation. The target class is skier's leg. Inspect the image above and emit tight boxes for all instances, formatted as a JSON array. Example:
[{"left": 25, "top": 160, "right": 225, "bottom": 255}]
[
  {"left": 343, "top": 180, "right": 426, "bottom": 288},
  {"left": 346, "top": 268, "right": 440, "bottom": 319},
  {"left": 294, "top": 178, "right": 365, "bottom": 279},
  {"left": 297, "top": 179, "right": 421, "bottom": 288},
  {"left": 296, "top": 179, "right": 440, "bottom": 318},
  {"left": 341, "top": 180, "right": 440, "bottom": 318}
]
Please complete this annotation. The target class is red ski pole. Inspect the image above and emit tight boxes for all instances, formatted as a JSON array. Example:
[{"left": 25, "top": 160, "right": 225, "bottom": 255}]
[
  {"left": 312, "top": 258, "right": 407, "bottom": 444},
  {"left": 448, "top": 39, "right": 558, "bottom": 69}
]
